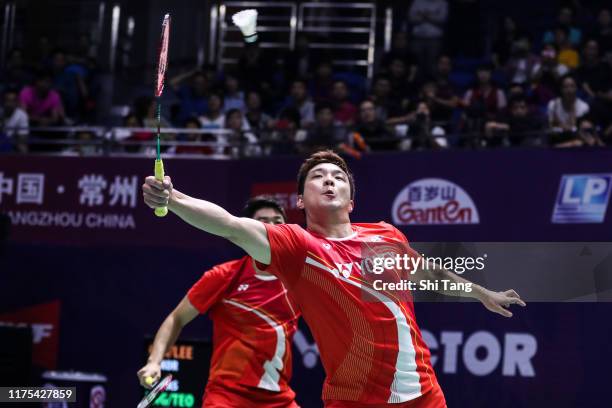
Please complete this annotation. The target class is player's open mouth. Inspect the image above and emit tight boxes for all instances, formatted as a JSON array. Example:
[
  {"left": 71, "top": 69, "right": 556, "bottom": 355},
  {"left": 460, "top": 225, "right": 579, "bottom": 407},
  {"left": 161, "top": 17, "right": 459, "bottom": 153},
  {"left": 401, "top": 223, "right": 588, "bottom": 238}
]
[{"left": 323, "top": 191, "right": 335, "bottom": 197}]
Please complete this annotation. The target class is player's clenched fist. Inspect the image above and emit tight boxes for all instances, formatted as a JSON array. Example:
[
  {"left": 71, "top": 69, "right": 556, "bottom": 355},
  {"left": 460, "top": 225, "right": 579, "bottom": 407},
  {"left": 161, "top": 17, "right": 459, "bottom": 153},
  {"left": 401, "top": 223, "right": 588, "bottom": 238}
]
[{"left": 142, "top": 176, "right": 173, "bottom": 209}]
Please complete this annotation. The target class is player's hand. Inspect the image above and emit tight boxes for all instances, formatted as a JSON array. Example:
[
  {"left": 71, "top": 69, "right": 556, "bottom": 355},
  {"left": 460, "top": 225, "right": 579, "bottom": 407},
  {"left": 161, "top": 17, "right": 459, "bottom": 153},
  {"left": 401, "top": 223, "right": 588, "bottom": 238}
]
[
  {"left": 142, "top": 176, "right": 173, "bottom": 209},
  {"left": 479, "top": 289, "right": 526, "bottom": 318},
  {"left": 137, "top": 362, "right": 161, "bottom": 389}
]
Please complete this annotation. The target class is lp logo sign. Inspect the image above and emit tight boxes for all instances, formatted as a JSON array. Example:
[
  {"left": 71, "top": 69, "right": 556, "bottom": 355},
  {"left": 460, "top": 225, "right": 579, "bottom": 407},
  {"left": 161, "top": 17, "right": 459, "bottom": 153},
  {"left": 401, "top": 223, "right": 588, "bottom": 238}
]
[{"left": 552, "top": 174, "right": 612, "bottom": 223}]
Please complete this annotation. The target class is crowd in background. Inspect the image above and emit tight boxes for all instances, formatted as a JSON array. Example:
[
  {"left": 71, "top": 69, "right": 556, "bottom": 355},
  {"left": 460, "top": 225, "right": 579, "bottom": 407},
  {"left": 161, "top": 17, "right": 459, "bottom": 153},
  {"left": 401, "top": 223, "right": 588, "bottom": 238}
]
[{"left": 1, "top": 1, "right": 612, "bottom": 156}]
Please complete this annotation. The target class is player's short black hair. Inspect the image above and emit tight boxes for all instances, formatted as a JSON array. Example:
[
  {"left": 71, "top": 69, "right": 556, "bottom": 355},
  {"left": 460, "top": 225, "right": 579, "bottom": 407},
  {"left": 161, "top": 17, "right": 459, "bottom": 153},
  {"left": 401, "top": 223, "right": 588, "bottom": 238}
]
[
  {"left": 297, "top": 149, "right": 355, "bottom": 200},
  {"left": 243, "top": 195, "right": 287, "bottom": 221}
]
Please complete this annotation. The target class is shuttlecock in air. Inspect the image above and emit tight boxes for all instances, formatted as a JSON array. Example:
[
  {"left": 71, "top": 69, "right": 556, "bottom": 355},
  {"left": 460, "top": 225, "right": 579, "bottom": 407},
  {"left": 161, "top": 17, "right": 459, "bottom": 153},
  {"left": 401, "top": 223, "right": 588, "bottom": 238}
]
[{"left": 232, "top": 9, "right": 258, "bottom": 43}]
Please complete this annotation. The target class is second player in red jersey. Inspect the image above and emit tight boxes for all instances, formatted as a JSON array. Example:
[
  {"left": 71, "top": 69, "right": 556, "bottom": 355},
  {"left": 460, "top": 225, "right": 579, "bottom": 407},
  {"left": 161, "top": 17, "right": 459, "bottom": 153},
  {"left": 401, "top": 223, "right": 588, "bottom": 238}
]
[{"left": 138, "top": 196, "right": 300, "bottom": 408}]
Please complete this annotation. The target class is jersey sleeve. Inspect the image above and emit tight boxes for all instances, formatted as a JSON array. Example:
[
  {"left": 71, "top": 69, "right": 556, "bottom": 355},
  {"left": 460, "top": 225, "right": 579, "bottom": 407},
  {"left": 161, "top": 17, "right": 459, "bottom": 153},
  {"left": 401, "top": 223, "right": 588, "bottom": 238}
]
[
  {"left": 254, "top": 223, "right": 307, "bottom": 288},
  {"left": 187, "top": 259, "right": 242, "bottom": 314},
  {"left": 384, "top": 222, "right": 422, "bottom": 262}
]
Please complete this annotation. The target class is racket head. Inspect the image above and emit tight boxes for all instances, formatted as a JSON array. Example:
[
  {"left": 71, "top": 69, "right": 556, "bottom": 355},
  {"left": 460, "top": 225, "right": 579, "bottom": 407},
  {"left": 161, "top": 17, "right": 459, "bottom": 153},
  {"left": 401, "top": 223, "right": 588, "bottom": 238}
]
[
  {"left": 155, "top": 13, "right": 171, "bottom": 98},
  {"left": 137, "top": 374, "right": 173, "bottom": 408}
]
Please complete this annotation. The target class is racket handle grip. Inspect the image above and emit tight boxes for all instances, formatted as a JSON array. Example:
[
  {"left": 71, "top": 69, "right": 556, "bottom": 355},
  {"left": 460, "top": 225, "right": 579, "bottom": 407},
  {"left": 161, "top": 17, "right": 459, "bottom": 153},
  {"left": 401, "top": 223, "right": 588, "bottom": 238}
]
[{"left": 154, "top": 159, "right": 168, "bottom": 217}]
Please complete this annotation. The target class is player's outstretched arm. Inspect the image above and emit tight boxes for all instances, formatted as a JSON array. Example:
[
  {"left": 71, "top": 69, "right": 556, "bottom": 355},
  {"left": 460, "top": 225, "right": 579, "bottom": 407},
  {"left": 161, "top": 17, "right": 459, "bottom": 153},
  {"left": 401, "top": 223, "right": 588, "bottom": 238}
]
[
  {"left": 413, "top": 263, "right": 526, "bottom": 318},
  {"left": 137, "top": 296, "right": 198, "bottom": 388},
  {"left": 142, "top": 176, "right": 271, "bottom": 264}
]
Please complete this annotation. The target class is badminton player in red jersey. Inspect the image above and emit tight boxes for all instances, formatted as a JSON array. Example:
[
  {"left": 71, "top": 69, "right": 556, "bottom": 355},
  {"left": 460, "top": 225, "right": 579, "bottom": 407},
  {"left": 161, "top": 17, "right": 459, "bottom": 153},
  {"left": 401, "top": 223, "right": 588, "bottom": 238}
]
[
  {"left": 137, "top": 196, "right": 301, "bottom": 408},
  {"left": 142, "top": 150, "right": 526, "bottom": 408}
]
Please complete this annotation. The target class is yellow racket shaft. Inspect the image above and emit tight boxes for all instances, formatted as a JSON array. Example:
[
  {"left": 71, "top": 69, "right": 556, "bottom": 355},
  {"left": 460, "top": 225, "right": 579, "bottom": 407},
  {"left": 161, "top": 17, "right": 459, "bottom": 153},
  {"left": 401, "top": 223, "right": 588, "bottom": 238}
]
[{"left": 154, "top": 159, "right": 168, "bottom": 217}]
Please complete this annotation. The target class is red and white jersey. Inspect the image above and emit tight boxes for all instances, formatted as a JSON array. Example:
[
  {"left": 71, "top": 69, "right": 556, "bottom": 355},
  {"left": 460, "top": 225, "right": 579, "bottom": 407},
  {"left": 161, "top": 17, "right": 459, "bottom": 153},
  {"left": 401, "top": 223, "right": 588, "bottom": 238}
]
[
  {"left": 256, "top": 222, "right": 440, "bottom": 405},
  {"left": 187, "top": 256, "right": 300, "bottom": 401}
]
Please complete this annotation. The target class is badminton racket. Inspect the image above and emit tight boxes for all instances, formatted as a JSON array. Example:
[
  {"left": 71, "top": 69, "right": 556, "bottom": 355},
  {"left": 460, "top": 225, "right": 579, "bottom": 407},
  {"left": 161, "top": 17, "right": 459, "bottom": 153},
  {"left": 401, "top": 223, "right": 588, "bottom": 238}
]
[
  {"left": 153, "top": 13, "right": 171, "bottom": 217},
  {"left": 137, "top": 374, "right": 173, "bottom": 408}
]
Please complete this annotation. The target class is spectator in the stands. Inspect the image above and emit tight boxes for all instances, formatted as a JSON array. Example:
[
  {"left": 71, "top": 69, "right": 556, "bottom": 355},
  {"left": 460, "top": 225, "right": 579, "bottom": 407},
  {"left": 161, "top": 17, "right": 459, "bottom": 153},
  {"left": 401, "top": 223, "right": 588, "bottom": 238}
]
[
  {"left": 176, "top": 116, "right": 214, "bottom": 155},
  {"left": 135, "top": 95, "right": 171, "bottom": 131},
  {"left": 484, "top": 95, "right": 544, "bottom": 147},
  {"left": 586, "top": 48, "right": 612, "bottom": 131},
  {"left": 385, "top": 56, "right": 417, "bottom": 105},
  {"left": 543, "top": 6, "right": 582, "bottom": 46},
  {"left": 237, "top": 42, "right": 275, "bottom": 95},
  {"left": 171, "top": 70, "right": 210, "bottom": 125},
  {"left": 428, "top": 54, "right": 458, "bottom": 101},
  {"left": 555, "top": 116, "right": 605, "bottom": 147},
  {"left": 222, "top": 71, "right": 246, "bottom": 113},
  {"left": 119, "top": 113, "right": 148, "bottom": 153},
  {"left": 353, "top": 99, "right": 395, "bottom": 151},
  {"left": 418, "top": 81, "right": 457, "bottom": 126},
  {"left": 1, "top": 88, "right": 29, "bottom": 153},
  {"left": 463, "top": 63, "right": 507, "bottom": 127},
  {"left": 408, "top": 0, "right": 448, "bottom": 76},
  {"left": 370, "top": 75, "right": 405, "bottom": 120},
  {"left": 50, "top": 48, "right": 83, "bottom": 120},
  {"left": 244, "top": 90, "right": 272, "bottom": 133},
  {"left": 574, "top": 39, "right": 609, "bottom": 99},
  {"left": 407, "top": 101, "right": 448, "bottom": 150},
  {"left": 61, "top": 130, "right": 100, "bottom": 156},
  {"left": 284, "top": 33, "right": 316, "bottom": 84},
  {"left": 531, "top": 44, "right": 568, "bottom": 104},
  {"left": 381, "top": 31, "right": 418, "bottom": 70},
  {"left": 504, "top": 34, "right": 540, "bottom": 86},
  {"left": 19, "top": 69, "right": 65, "bottom": 127},
  {"left": 309, "top": 60, "right": 334, "bottom": 104},
  {"left": 266, "top": 107, "right": 307, "bottom": 155},
  {"left": 547, "top": 75, "right": 589, "bottom": 132},
  {"left": 130, "top": 96, "right": 172, "bottom": 154},
  {"left": 604, "top": 122, "right": 612, "bottom": 146},
  {"left": 284, "top": 78, "right": 315, "bottom": 127},
  {"left": 591, "top": 8, "right": 612, "bottom": 54},
  {"left": 552, "top": 26, "right": 580, "bottom": 69},
  {"left": 492, "top": 16, "right": 519, "bottom": 67},
  {"left": 330, "top": 80, "right": 357, "bottom": 126},
  {"left": 304, "top": 102, "right": 346, "bottom": 151},
  {"left": 0, "top": 48, "right": 32, "bottom": 92},
  {"left": 199, "top": 92, "right": 225, "bottom": 130},
  {"left": 224, "top": 108, "right": 258, "bottom": 157}
]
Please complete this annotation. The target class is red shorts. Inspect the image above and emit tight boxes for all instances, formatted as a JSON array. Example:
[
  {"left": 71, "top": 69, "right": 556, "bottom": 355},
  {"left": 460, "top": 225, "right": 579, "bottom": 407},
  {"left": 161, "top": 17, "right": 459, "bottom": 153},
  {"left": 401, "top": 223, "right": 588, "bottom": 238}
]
[
  {"left": 324, "top": 384, "right": 447, "bottom": 408},
  {"left": 202, "top": 383, "right": 300, "bottom": 408}
]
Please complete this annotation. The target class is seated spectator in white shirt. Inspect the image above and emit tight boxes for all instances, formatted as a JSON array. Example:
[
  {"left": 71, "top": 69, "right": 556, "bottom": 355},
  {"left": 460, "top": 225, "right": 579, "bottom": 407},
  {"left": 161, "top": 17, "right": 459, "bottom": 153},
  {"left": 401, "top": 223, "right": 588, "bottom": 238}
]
[
  {"left": 547, "top": 75, "right": 589, "bottom": 132},
  {"left": 282, "top": 79, "right": 315, "bottom": 128},
  {"left": 199, "top": 92, "right": 226, "bottom": 129},
  {"left": 1, "top": 88, "right": 29, "bottom": 152},
  {"left": 222, "top": 72, "right": 246, "bottom": 113},
  {"left": 224, "top": 108, "right": 259, "bottom": 157}
]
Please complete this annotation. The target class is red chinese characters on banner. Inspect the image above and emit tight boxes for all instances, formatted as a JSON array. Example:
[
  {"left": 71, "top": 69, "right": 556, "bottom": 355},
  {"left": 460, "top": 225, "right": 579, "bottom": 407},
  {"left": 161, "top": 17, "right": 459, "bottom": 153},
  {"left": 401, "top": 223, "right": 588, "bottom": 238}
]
[
  {"left": 251, "top": 181, "right": 304, "bottom": 225},
  {"left": 0, "top": 300, "right": 60, "bottom": 369}
]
